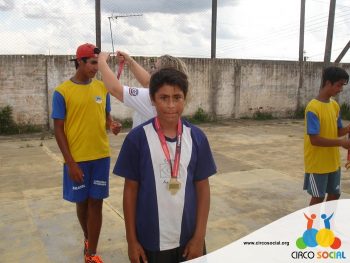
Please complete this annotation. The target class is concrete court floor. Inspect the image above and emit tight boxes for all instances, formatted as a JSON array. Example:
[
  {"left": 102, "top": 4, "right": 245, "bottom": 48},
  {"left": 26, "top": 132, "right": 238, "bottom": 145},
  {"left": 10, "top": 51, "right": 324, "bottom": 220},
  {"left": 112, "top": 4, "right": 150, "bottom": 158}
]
[{"left": 1, "top": 119, "right": 350, "bottom": 263}]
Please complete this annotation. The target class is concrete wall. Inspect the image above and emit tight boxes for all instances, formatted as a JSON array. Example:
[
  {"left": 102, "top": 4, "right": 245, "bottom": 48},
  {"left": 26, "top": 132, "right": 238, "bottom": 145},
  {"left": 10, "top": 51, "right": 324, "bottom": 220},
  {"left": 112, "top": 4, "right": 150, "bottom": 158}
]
[
  {"left": 1, "top": 55, "right": 349, "bottom": 129},
  {"left": 0, "top": 55, "right": 48, "bottom": 126}
]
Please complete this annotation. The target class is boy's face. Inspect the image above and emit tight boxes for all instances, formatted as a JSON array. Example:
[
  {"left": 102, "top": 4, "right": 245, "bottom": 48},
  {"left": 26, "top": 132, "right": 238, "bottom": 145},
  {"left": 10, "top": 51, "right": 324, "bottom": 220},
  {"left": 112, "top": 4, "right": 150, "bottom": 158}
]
[
  {"left": 152, "top": 84, "right": 185, "bottom": 123},
  {"left": 327, "top": 79, "right": 347, "bottom": 96},
  {"left": 78, "top": 57, "right": 98, "bottom": 78}
]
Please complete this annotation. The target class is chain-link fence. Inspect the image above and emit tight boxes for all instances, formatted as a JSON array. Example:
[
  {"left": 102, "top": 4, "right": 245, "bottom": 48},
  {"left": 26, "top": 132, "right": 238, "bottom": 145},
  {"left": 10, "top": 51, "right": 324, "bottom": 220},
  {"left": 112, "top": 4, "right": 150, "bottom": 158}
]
[
  {"left": 2, "top": 0, "right": 213, "bottom": 58},
  {"left": 1, "top": 0, "right": 350, "bottom": 61}
]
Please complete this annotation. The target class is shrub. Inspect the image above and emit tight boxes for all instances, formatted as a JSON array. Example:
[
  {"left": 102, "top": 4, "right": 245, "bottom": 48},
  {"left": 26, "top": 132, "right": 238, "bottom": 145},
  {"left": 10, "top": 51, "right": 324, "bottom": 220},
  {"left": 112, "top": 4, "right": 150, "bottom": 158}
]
[
  {"left": 0, "top": 106, "right": 16, "bottom": 134},
  {"left": 186, "top": 107, "right": 211, "bottom": 124},
  {"left": 120, "top": 118, "right": 132, "bottom": 129},
  {"left": 293, "top": 106, "right": 305, "bottom": 119},
  {"left": 252, "top": 111, "right": 274, "bottom": 120},
  {"left": 340, "top": 103, "right": 350, "bottom": 120},
  {"left": 0, "top": 105, "right": 42, "bottom": 134}
]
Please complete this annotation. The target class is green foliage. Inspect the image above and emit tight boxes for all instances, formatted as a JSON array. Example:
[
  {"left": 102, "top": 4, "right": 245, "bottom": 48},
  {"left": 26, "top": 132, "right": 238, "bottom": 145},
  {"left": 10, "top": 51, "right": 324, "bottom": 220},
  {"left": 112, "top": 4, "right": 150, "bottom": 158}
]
[
  {"left": 16, "top": 123, "right": 42, "bottom": 134},
  {"left": 252, "top": 111, "right": 274, "bottom": 120},
  {"left": 340, "top": 103, "right": 350, "bottom": 120},
  {"left": 293, "top": 106, "right": 305, "bottom": 119},
  {"left": 0, "top": 105, "right": 16, "bottom": 134},
  {"left": 120, "top": 118, "right": 133, "bottom": 129},
  {"left": 186, "top": 107, "right": 212, "bottom": 124},
  {"left": 0, "top": 105, "right": 42, "bottom": 134}
]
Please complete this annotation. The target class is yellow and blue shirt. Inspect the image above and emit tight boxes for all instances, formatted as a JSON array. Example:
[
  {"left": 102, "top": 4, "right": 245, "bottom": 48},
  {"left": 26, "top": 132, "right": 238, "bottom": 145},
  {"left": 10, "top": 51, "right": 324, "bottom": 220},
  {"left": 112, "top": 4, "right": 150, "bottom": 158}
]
[
  {"left": 304, "top": 98, "right": 342, "bottom": 174},
  {"left": 51, "top": 79, "right": 111, "bottom": 162}
]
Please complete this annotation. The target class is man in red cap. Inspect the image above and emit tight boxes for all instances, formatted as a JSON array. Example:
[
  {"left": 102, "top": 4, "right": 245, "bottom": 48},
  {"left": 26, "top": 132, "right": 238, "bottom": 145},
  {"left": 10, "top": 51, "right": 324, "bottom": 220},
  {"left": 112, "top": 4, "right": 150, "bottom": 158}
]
[{"left": 52, "top": 43, "right": 121, "bottom": 263}]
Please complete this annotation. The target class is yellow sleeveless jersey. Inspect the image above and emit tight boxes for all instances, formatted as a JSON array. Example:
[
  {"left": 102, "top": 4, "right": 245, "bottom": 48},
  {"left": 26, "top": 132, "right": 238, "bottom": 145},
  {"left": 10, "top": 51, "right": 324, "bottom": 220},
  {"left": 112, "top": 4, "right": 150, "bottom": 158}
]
[
  {"left": 52, "top": 79, "right": 110, "bottom": 162},
  {"left": 304, "top": 99, "right": 341, "bottom": 174}
]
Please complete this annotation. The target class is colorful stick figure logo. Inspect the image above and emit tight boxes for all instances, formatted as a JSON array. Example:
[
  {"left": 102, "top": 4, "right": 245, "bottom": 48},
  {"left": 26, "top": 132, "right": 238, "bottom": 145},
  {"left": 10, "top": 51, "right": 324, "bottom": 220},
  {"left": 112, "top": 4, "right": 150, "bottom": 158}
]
[{"left": 296, "top": 213, "right": 341, "bottom": 250}]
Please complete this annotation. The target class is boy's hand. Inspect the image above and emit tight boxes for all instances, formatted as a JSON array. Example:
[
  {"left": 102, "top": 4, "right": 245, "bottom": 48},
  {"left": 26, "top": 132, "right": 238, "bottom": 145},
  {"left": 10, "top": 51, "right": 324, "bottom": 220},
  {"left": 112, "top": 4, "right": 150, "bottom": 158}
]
[
  {"left": 183, "top": 237, "right": 205, "bottom": 260},
  {"left": 110, "top": 120, "right": 122, "bottom": 135},
  {"left": 128, "top": 241, "right": 148, "bottom": 263},
  {"left": 67, "top": 161, "right": 84, "bottom": 183}
]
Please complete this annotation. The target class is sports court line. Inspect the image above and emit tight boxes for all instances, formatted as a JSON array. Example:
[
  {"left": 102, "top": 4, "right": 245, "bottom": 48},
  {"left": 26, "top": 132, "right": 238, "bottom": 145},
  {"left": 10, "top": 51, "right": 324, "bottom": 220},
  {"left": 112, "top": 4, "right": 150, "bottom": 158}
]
[
  {"left": 104, "top": 200, "right": 125, "bottom": 221},
  {"left": 41, "top": 143, "right": 124, "bottom": 219},
  {"left": 41, "top": 144, "right": 63, "bottom": 164}
]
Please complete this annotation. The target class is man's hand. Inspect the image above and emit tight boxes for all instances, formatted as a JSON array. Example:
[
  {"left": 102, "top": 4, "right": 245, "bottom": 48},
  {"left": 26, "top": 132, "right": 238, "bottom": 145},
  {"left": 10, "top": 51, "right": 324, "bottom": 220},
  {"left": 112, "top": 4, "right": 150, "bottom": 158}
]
[{"left": 117, "top": 51, "right": 134, "bottom": 65}]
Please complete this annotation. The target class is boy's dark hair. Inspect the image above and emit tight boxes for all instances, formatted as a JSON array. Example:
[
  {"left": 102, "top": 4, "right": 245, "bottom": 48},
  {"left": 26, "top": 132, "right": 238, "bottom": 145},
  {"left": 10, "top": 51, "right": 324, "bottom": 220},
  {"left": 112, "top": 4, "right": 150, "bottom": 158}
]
[
  {"left": 74, "top": 57, "right": 88, "bottom": 69},
  {"left": 321, "top": 66, "right": 349, "bottom": 87},
  {"left": 149, "top": 68, "right": 188, "bottom": 100}
]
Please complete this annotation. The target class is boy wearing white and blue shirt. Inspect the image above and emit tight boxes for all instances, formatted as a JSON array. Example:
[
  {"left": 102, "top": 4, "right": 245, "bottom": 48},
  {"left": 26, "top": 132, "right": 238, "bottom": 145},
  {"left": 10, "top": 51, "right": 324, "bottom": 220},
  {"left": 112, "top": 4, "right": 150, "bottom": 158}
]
[{"left": 114, "top": 68, "right": 216, "bottom": 262}]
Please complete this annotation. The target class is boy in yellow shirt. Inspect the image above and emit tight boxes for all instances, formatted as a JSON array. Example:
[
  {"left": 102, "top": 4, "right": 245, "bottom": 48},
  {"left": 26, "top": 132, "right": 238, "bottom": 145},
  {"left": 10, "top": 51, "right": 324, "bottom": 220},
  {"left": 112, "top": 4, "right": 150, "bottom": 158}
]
[
  {"left": 304, "top": 66, "right": 349, "bottom": 206},
  {"left": 52, "top": 43, "right": 120, "bottom": 263}
]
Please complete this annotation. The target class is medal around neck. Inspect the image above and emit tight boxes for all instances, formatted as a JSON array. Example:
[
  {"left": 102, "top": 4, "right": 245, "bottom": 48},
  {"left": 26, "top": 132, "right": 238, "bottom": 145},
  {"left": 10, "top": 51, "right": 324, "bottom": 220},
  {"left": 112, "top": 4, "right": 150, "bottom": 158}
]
[
  {"left": 154, "top": 117, "right": 183, "bottom": 195},
  {"left": 169, "top": 177, "right": 181, "bottom": 195}
]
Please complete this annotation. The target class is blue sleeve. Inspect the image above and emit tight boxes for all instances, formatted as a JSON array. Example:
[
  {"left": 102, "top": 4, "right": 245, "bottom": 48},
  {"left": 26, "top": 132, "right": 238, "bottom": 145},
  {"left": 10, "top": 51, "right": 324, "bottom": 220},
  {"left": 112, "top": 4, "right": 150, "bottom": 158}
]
[
  {"left": 113, "top": 136, "right": 140, "bottom": 181},
  {"left": 337, "top": 114, "right": 343, "bottom": 129},
  {"left": 192, "top": 129, "right": 217, "bottom": 181},
  {"left": 106, "top": 93, "right": 111, "bottom": 113},
  {"left": 51, "top": 91, "right": 66, "bottom": 119},
  {"left": 306, "top": 111, "right": 320, "bottom": 135}
]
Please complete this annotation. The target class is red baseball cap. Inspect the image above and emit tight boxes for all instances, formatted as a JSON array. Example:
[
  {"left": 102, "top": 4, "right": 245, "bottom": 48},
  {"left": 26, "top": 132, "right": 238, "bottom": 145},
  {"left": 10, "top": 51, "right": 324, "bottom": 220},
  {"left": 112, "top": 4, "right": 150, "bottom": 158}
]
[{"left": 71, "top": 43, "right": 100, "bottom": 60}]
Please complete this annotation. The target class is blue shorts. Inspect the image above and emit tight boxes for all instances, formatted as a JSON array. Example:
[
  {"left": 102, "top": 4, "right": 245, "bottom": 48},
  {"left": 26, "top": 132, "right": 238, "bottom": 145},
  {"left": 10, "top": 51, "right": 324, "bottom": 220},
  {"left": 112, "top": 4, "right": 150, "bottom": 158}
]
[
  {"left": 303, "top": 168, "right": 341, "bottom": 198},
  {"left": 63, "top": 157, "right": 110, "bottom": 203}
]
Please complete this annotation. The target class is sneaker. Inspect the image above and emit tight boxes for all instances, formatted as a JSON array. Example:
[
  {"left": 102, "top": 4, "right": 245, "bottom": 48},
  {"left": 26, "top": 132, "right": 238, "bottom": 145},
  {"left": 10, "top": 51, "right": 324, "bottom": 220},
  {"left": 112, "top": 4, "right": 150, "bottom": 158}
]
[
  {"left": 85, "top": 254, "right": 103, "bottom": 263},
  {"left": 84, "top": 239, "right": 89, "bottom": 255}
]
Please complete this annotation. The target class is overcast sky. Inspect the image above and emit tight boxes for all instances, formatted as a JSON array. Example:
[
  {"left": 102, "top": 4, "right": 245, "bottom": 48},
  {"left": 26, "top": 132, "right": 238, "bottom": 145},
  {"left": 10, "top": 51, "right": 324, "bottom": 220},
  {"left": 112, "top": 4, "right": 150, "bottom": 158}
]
[{"left": 1, "top": 0, "right": 350, "bottom": 62}]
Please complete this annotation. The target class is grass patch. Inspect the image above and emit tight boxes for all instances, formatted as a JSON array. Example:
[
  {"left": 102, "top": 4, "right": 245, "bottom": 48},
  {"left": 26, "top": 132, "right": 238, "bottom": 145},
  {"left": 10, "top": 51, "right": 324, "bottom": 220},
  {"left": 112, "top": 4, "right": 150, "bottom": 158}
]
[
  {"left": 185, "top": 107, "right": 212, "bottom": 124},
  {"left": 252, "top": 111, "right": 274, "bottom": 120},
  {"left": 15, "top": 123, "right": 43, "bottom": 134}
]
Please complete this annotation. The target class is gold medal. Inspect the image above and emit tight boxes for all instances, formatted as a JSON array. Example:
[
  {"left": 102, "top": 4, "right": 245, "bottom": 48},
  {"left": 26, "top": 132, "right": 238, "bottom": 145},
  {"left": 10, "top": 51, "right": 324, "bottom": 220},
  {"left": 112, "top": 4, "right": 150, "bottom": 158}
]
[
  {"left": 169, "top": 177, "right": 181, "bottom": 195},
  {"left": 155, "top": 117, "right": 183, "bottom": 195}
]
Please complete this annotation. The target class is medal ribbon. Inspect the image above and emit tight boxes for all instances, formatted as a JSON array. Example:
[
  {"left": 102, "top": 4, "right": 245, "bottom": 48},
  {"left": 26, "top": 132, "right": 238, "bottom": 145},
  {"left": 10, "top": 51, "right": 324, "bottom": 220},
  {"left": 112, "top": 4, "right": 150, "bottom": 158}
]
[
  {"left": 154, "top": 117, "right": 182, "bottom": 178},
  {"left": 117, "top": 60, "right": 125, "bottom": 79}
]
